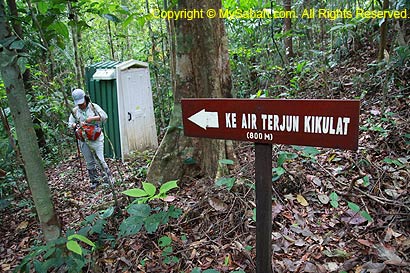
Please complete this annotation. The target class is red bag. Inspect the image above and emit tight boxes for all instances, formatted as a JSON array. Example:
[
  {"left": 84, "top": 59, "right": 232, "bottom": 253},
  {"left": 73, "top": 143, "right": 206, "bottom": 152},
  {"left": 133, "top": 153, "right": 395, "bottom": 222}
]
[{"left": 75, "top": 124, "right": 102, "bottom": 141}]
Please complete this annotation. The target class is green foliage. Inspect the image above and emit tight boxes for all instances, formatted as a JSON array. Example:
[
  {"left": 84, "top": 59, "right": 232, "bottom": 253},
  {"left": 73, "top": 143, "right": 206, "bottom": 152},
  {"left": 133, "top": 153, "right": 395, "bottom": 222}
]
[
  {"left": 383, "top": 157, "right": 404, "bottom": 167},
  {"left": 347, "top": 201, "right": 373, "bottom": 222},
  {"left": 119, "top": 204, "right": 182, "bottom": 236},
  {"left": 119, "top": 181, "right": 181, "bottom": 237},
  {"left": 215, "top": 177, "right": 236, "bottom": 191},
  {"left": 272, "top": 151, "right": 298, "bottom": 182},
  {"left": 158, "top": 236, "right": 179, "bottom": 265},
  {"left": 14, "top": 232, "right": 95, "bottom": 273},
  {"left": 293, "top": 146, "right": 321, "bottom": 162},
  {"left": 122, "top": 180, "right": 178, "bottom": 203},
  {"left": 329, "top": 192, "right": 339, "bottom": 208}
]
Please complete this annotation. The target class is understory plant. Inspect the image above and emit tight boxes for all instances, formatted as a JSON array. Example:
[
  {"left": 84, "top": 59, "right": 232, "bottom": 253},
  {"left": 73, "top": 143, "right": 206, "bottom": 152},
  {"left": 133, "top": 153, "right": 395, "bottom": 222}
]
[
  {"left": 14, "top": 231, "right": 95, "bottom": 273},
  {"left": 16, "top": 180, "right": 182, "bottom": 272}
]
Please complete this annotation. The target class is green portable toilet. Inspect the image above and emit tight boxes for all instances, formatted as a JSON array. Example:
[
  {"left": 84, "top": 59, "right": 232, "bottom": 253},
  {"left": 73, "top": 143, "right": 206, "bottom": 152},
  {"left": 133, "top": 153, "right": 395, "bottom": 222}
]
[{"left": 85, "top": 60, "right": 158, "bottom": 160}]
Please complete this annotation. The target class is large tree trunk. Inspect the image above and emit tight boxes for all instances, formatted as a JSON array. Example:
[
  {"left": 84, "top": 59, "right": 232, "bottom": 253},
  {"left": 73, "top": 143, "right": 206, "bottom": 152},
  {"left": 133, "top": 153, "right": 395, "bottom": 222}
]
[
  {"left": 147, "top": 0, "right": 232, "bottom": 183},
  {"left": 0, "top": 0, "right": 60, "bottom": 242}
]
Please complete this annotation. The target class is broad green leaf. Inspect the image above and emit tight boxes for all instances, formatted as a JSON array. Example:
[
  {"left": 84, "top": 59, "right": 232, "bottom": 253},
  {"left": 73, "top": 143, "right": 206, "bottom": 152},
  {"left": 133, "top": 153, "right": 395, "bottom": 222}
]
[
  {"left": 10, "top": 40, "right": 24, "bottom": 50},
  {"left": 143, "top": 182, "right": 156, "bottom": 196},
  {"left": 158, "top": 236, "right": 172, "bottom": 247},
  {"left": 203, "top": 269, "right": 220, "bottom": 273},
  {"left": 218, "top": 159, "right": 234, "bottom": 165},
  {"left": 329, "top": 192, "right": 339, "bottom": 201},
  {"left": 348, "top": 202, "right": 360, "bottom": 212},
  {"left": 215, "top": 177, "right": 236, "bottom": 191},
  {"left": 190, "top": 268, "right": 201, "bottom": 273},
  {"left": 37, "top": 2, "right": 49, "bottom": 14},
  {"left": 272, "top": 167, "right": 286, "bottom": 182},
  {"left": 33, "top": 259, "right": 45, "bottom": 273},
  {"left": 159, "top": 180, "right": 179, "bottom": 194},
  {"left": 101, "top": 206, "right": 114, "bottom": 219},
  {"left": 123, "top": 14, "right": 135, "bottom": 27},
  {"left": 303, "top": 146, "right": 320, "bottom": 156},
  {"left": 66, "top": 240, "right": 82, "bottom": 255},
  {"left": 277, "top": 152, "right": 297, "bottom": 167},
  {"left": 122, "top": 188, "right": 148, "bottom": 197},
  {"left": 17, "top": 56, "right": 27, "bottom": 74},
  {"left": 68, "top": 234, "right": 95, "bottom": 248},
  {"left": 0, "top": 36, "right": 17, "bottom": 47},
  {"left": 47, "top": 22, "right": 69, "bottom": 40},
  {"left": 360, "top": 211, "right": 373, "bottom": 222},
  {"left": 168, "top": 206, "right": 182, "bottom": 219},
  {"left": 127, "top": 204, "right": 151, "bottom": 217},
  {"left": 330, "top": 200, "right": 339, "bottom": 208},
  {"left": 102, "top": 13, "right": 121, "bottom": 23},
  {"left": 144, "top": 214, "right": 161, "bottom": 233},
  {"left": 273, "top": 167, "right": 285, "bottom": 176},
  {"left": 118, "top": 216, "right": 143, "bottom": 237},
  {"left": 363, "top": 176, "right": 370, "bottom": 187}
]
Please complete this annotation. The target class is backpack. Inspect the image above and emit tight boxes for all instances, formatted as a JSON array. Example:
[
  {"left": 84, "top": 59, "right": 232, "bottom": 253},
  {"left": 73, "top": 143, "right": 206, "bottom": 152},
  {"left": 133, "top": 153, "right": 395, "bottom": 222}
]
[
  {"left": 75, "top": 124, "right": 102, "bottom": 141},
  {"left": 73, "top": 103, "right": 103, "bottom": 141}
]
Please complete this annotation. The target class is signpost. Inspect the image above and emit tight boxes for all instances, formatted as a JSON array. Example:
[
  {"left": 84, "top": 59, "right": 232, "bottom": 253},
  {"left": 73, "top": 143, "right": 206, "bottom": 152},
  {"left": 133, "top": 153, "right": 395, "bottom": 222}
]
[{"left": 181, "top": 98, "right": 360, "bottom": 273}]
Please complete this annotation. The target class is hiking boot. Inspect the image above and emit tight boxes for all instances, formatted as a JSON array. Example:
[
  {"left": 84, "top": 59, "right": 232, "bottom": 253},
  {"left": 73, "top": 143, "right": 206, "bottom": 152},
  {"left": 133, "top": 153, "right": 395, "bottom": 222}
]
[{"left": 88, "top": 168, "right": 100, "bottom": 189}]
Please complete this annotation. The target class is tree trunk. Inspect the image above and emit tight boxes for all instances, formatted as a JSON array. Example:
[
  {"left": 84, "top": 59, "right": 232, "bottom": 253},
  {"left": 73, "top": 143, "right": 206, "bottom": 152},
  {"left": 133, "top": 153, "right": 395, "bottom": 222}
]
[
  {"left": 68, "top": 1, "right": 83, "bottom": 88},
  {"left": 283, "top": 0, "right": 294, "bottom": 60},
  {"left": 0, "top": 0, "right": 60, "bottom": 242},
  {"left": 378, "top": 0, "right": 389, "bottom": 61},
  {"left": 147, "top": 0, "right": 232, "bottom": 183},
  {"left": 107, "top": 21, "right": 115, "bottom": 60}
]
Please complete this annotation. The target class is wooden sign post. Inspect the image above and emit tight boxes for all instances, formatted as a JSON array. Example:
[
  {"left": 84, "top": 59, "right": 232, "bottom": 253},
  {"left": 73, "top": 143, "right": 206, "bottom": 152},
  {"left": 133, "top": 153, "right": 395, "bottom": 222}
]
[{"left": 181, "top": 98, "right": 360, "bottom": 273}]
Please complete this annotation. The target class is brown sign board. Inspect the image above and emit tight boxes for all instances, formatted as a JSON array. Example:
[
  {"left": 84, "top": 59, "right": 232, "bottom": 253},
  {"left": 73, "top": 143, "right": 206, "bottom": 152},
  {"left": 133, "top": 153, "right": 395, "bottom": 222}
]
[{"left": 181, "top": 98, "right": 360, "bottom": 150}]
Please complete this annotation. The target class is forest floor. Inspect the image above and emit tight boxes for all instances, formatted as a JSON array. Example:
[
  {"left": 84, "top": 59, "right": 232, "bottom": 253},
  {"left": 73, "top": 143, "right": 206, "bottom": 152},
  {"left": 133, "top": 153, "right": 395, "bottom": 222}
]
[{"left": 1, "top": 50, "right": 410, "bottom": 273}]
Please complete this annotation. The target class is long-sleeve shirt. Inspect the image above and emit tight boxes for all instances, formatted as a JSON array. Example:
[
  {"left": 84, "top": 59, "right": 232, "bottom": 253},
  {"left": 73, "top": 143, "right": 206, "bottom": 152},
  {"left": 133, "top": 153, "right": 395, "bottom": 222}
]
[{"left": 68, "top": 103, "right": 107, "bottom": 142}]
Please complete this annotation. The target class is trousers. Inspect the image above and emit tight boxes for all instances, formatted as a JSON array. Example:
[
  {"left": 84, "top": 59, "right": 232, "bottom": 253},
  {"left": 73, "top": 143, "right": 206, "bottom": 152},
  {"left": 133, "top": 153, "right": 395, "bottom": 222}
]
[{"left": 79, "top": 138, "right": 112, "bottom": 183}]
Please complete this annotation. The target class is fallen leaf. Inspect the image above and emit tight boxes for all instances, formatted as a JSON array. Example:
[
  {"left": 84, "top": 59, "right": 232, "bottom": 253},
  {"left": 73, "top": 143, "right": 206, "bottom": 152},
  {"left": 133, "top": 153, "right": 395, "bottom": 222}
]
[
  {"left": 312, "top": 177, "right": 322, "bottom": 186},
  {"left": 16, "top": 221, "right": 28, "bottom": 231},
  {"left": 296, "top": 194, "right": 309, "bottom": 206},
  {"left": 162, "top": 195, "right": 176, "bottom": 202},
  {"left": 384, "top": 189, "right": 399, "bottom": 199},
  {"left": 341, "top": 210, "right": 367, "bottom": 225},
  {"left": 357, "top": 239, "right": 374, "bottom": 247},
  {"left": 304, "top": 262, "right": 318, "bottom": 273},
  {"left": 318, "top": 194, "right": 329, "bottom": 204},
  {"left": 374, "top": 243, "right": 403, "bottom": 263},
  {"left": 384, "top": 227, "right": 402, "bottom": 242},
  {"left": 370, "top": 109, "right": 381, "bottom": 116},
  {"left": 209, "top": 197, "right": 228, "bottom": 211},
  {"left": 1, "top": 264, "right": 11, "bottom": 271},
  {"left": 324, "top": 262, "right": 339, "bottom": 272},
  {"left": 272, "top": 203, "right": 283, "bottom": 219},
  {"left": 294, "top": 239, "right": 305, "bottom": 246},
  {"left": 358, "top": 261, "right": 385, "bottom": 273}
]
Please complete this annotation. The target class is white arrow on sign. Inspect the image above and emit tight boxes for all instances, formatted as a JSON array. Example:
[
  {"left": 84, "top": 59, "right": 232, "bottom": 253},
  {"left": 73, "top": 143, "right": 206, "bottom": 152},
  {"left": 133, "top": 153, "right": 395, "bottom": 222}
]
[{"left": 188, "top": 109, "right": 219, "bottom": 130}]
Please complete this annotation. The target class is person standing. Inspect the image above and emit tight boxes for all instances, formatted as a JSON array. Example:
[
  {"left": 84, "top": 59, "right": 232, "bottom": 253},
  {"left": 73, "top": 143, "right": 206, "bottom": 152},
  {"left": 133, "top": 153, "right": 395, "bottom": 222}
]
[{"left": 68, "top": 88, "right": 113, "bottom": 189}]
